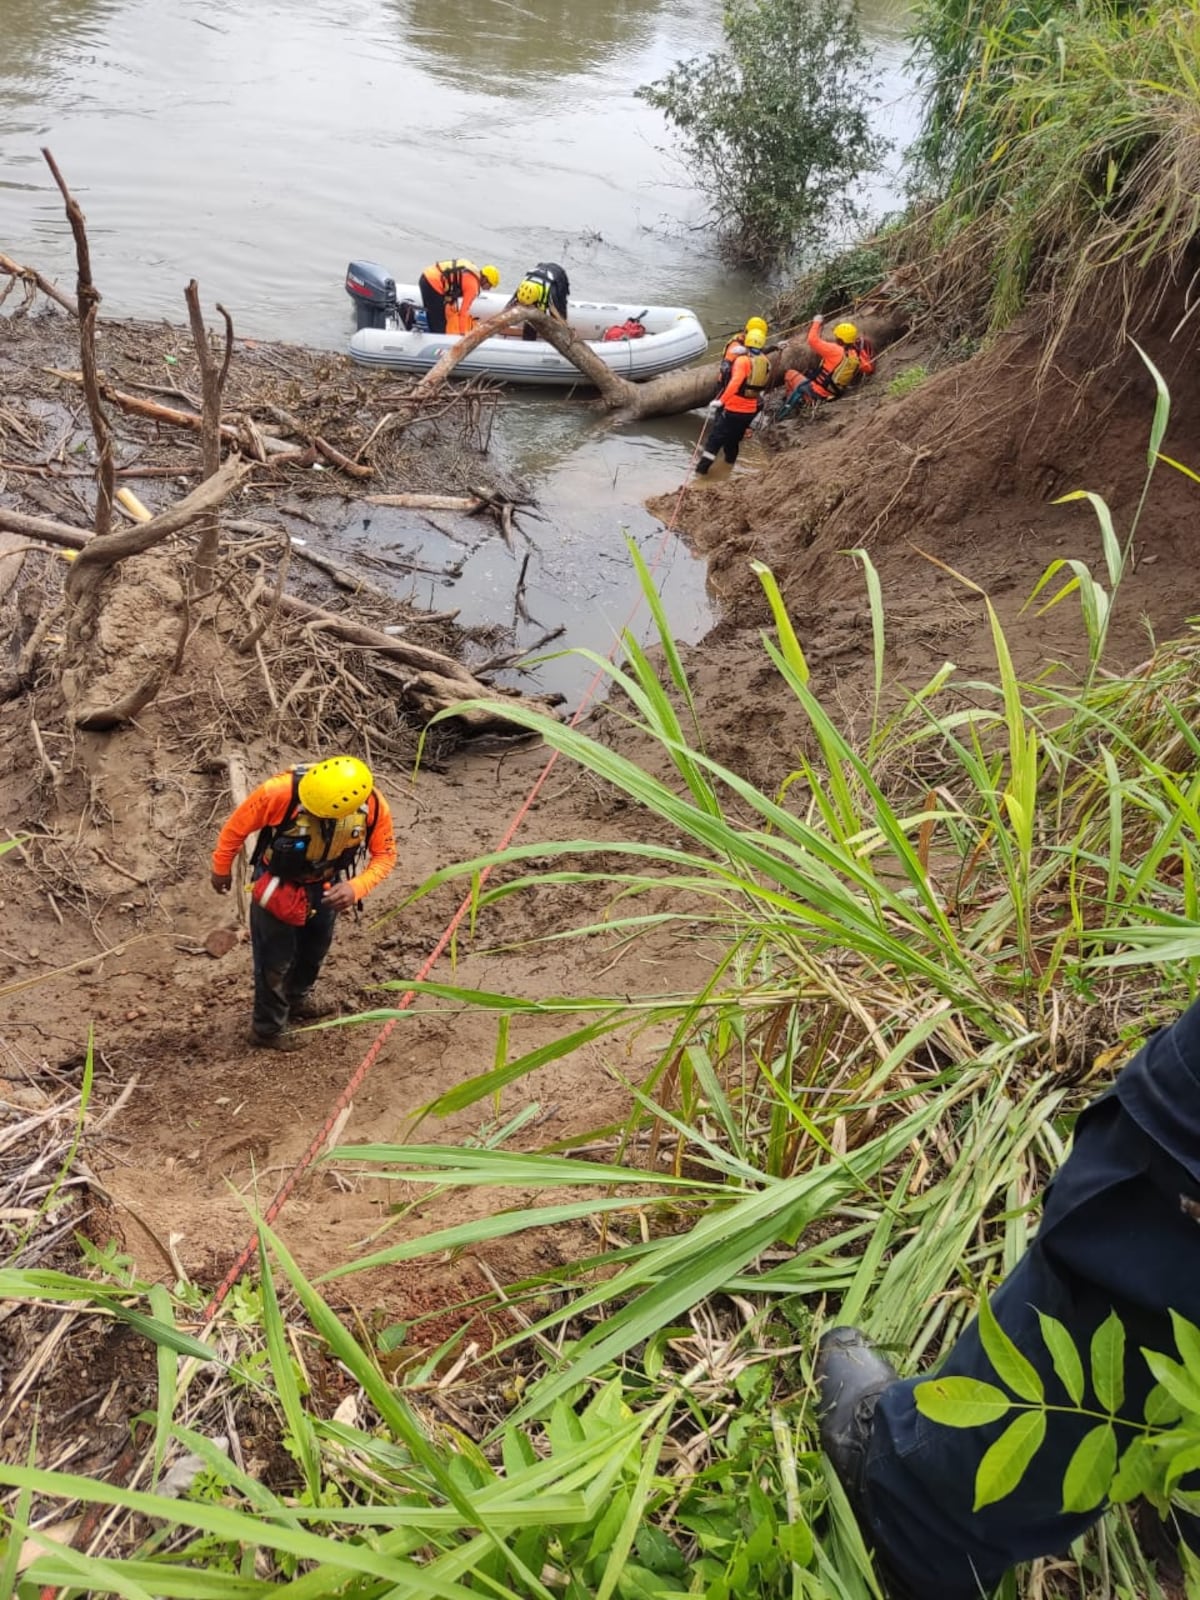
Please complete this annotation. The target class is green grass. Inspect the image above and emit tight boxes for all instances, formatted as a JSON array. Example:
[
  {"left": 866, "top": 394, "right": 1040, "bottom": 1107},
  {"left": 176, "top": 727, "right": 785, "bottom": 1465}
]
[
  {"left": 886, "top": 365, "right": 929, "bottom": 397},
  {"left": 2, "top": 386, "right": 1198, "bottom": 1597},
  {"left": 902, "top": 0, "right": 1200, "bottom": 341}
]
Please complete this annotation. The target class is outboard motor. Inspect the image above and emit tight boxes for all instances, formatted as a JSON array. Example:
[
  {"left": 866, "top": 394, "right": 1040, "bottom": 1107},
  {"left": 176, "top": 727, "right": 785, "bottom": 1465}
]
[{"left": 345, "top": 261, "right": 397, "bottom": 331}]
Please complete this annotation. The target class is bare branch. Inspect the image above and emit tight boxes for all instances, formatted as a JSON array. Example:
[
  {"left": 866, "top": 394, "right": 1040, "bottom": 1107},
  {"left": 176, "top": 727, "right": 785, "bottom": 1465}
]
[
  {"left": 184, "top": 279, "right": 226, "bottom": 583},
  {"left": 41, "top": 148, "right": 115, "bottom": 535},
  {"left": 0, "top": 253, "right": 77, "bottom": 317},
  {"left": 65, "top": 454, "right": 252, "bottom": 596}
]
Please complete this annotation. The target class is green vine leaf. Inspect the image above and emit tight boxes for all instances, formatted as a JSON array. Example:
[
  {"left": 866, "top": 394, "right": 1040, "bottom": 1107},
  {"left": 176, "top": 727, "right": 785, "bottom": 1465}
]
[
  {"left": 1108, "top": 1434, "right": 1158, "bottom": 1505},
  {"left": 974, "top": 1410, "right": 1047, "bottom": 1511},
  {"left": 1090, "top": 1312, "right": 1125, "bottom": 1415},
  {"left": 978, "top": 1292, "right": 1043, "bottom": 1402},
  {"left": 1143, "top": 1350, "right": 1200, "bottom": 1418},
  {"left": 1037, "top": 1310, "right": 1084, "bottom": 1406},
  {"left": 1164, "top": 1441, "right": 1200, "bottom": 1494},
  {"left": 914, "top": 1377, "right": 1013, "bottom": 1428},
  {"left": 1143, "top": 1381, "right": 1184, "bottom": 1427},
  {"left": 1062, "top": 1422, "right": 1117, "bottom": 1513},
  {"left": 1170, "top": 1311, "right": 1200, "bottom": 1377}
]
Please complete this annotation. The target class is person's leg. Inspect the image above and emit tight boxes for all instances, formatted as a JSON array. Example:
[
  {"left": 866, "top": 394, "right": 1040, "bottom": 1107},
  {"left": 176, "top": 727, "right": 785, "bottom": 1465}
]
[
  {"left": 824, "top": 1092, "right": 1200, "bottom": 1597},
  {"left": 722, "top": 412, "right": 753, "bottom": 464},
  {"left": 418, "top": 276, "right": 447, "bottom": 334},
  {"left": 286, "top": 899, "right": 338, "bottom": 1010},
  {"left": 249, "top": 901, "right": 297, "bottom": 1039},
  {"left": 696, "top": 411, "right": 731, "bottom": 475}
]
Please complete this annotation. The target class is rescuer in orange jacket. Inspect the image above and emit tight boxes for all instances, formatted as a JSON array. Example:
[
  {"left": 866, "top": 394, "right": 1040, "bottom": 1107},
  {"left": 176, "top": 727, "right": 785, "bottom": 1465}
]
[
  {"left": 417, "top": 258, "right": 501, "bottom": 335},
  {"left": 210, "top": 756, "right": 397, "bottom": 1050},
  {"left": 696, "top": 321, "right": 770, "bottom": 476},
  {"left": 779, "top": 316, "right": 876, "bottom": 417}
]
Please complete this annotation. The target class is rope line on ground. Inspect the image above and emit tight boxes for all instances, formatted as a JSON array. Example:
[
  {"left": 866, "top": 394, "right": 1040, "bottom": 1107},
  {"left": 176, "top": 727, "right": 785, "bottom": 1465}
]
[{"left": 200, "top": 423, "right": 707, "bottom": 1320}]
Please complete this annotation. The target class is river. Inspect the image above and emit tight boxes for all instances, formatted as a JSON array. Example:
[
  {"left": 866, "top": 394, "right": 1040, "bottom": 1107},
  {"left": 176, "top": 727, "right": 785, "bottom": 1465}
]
[{"left": 0, "top": 0, "right": 919, "bottom": 697}]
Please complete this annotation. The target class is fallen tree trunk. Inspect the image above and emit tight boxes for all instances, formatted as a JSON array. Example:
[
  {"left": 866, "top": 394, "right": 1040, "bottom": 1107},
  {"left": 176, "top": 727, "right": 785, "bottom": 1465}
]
[{"left": 409, "top": 305, "right": 909, "bottom": 422}]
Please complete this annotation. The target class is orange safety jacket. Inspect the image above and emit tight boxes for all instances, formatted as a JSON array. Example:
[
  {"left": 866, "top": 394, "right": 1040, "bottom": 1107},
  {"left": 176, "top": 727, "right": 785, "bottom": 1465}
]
[
  {"left": 212, "top": 771, "right": 398, "bottom": 904},
  {"left": 802, "top": 318, "right": 876, "bottom": 399},
  {"left": 717, "top": 350, "right": 770, "bottom": 415},
  {"left": 422, "top": 258, "right": 485, "bottom": 323}
]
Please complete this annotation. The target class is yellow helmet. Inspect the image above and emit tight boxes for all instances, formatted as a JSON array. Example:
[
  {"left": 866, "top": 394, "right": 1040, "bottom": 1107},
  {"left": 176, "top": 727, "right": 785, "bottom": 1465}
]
[
  {"left": 833, "top": 321, "right": 859, "bottom": 344},
  {"left": 481, "top": 264, "right": 500, "bottom": 288},
  {"left": 516, "top": 278, "right": 543, "bottom": 307},
  {"left": 743, "top": 327, "right": 767, "bottom": 350},
  {"left": 298, "top": 756, "right": 374, "bottom": 819},
  {"left": 745, "top": 316, "right": 768, "bottom": 337}
]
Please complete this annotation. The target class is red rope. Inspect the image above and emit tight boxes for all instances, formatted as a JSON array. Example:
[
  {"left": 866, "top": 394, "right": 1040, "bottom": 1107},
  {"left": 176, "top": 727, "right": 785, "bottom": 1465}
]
[{"left": 202, "top": 428, "right": 705, "bottom": 1319}]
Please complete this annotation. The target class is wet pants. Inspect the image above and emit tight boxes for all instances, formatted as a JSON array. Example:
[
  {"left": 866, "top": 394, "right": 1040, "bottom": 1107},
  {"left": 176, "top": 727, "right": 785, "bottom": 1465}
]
[
  {"left": 250, "top": 897, "right": 337, "bottom": 1038},
  {"left": 861, "top": 1000, "right": 1200, "bottom": 1596},
  {"left": 696, "top": 408, "right": 754, "bottom": 473},
  {"left": 418, "top": 274, "right": 449, "bottom": 335}
]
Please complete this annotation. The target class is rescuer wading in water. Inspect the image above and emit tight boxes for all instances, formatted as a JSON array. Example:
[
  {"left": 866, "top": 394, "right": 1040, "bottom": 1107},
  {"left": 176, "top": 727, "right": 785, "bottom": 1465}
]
[{"left": 696, "top": 318, "right": 770, "bottom": 475}]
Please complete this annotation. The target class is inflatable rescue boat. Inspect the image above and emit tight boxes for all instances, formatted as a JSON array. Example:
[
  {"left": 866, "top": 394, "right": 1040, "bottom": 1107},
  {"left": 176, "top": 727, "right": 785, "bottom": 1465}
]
[{"left": 344, "top": 261, "right": 707, "bottom": 385}]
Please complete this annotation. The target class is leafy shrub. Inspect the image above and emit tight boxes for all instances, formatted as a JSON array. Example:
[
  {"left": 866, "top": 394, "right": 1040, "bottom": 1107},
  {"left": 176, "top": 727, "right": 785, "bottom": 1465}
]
[{"left": 637, "top": 0, "right": 890, "bottom": 269}]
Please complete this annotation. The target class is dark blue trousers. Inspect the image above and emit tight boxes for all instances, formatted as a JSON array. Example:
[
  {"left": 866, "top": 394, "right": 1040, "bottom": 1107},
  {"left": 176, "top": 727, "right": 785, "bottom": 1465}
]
[
  {"left": 862, "top": 999, "right": 1200, "bottom": 1596},
  {"left": 249, "top": 898, "right": 336, "bottom": 1038}
]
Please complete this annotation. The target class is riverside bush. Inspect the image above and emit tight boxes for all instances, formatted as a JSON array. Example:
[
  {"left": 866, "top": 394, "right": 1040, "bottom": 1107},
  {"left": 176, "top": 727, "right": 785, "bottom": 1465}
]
[{"left": 637, "top": 0, "right": 888, "bottom": 269}]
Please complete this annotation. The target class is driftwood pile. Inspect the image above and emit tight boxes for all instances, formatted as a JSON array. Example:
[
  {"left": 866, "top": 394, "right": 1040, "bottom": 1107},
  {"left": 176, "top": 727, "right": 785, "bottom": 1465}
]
[{"left": 0, "top": 150, "right": 558, "bottom": 745}]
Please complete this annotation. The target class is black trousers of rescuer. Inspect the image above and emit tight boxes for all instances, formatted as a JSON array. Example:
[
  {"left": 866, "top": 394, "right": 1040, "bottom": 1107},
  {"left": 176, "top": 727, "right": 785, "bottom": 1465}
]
[
  {"left": 418, "top": 274, "right": 448, "bottom": 334},
  {"left": 861, "top": 999, "right": 1200, "bottom": 1597},
  {"left": 249, "top": 898, "right": 337, "bottom": 1038},
  {"left": 697, "top": 408, "right": 754, "bottom": 472}
]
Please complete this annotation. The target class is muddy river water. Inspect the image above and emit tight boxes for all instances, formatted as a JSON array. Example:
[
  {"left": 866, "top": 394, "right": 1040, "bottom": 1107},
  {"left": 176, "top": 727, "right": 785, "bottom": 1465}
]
[{"left": 1, "top": 0, "right": 918, "bottom": 696}]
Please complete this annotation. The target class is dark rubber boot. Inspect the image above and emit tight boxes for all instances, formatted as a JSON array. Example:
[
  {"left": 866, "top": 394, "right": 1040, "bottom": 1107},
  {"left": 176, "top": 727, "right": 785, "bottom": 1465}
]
[
  {"left": 288, "top": 989, "right": 337, "bottom": 1020},
  {"left": 816, "top": 1326, "right": 915, "bottom": 1600},
  {"left": 249, "top": 1027, "right": 308, "bottom": 1054}
]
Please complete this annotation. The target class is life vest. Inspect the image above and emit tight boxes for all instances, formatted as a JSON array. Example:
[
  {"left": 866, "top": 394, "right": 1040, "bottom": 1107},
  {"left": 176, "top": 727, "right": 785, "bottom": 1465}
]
[
  {"left": 252, "top": 768, "right": 380, "bottom": 885},
  {"left": 427, "top": 259, "right": 480, "bottom": 301},
  {"left": 731, "top": 352, "right": 770, "bottom": 400},
  {"left": 807, "top": 340, "right": 868, "bottom": 399},
  {"left": 521, "top": 269, "right": 554, "bottom": 312},
  {"left": 718, "top": 339, "right": 748, "bottom": 392},
  {"left": 602, "top": 317, "right": 647, "bottom": 342}
]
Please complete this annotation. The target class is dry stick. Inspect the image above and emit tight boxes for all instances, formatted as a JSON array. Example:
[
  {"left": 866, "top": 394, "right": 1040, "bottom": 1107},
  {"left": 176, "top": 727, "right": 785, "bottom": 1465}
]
[
  {"left": 0, "top": 251, "right": 77, "bottom": 317},
  {"left": 275, "top": 593, "right": 559, "bottom": 729},
  {"left": 256, "top": 404, "right": 374, "bottom": 479},
  {"left": 41, "top": 149, "right": 115, "bottom": 537},
  {"left": 183, "top": 279, "right": 227, "bottom": 586},
  {"left": 43, "top": 374, "right": 293, "bottom": 456},
  {"left": 513, "top": 550, "right": 532, "bottom": 625},
  {"left": 364, "top": 492, "right": 490, "bottom": 512},
  {"left": 236, "top": 532, "right": 291, "bottom": 655}
]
